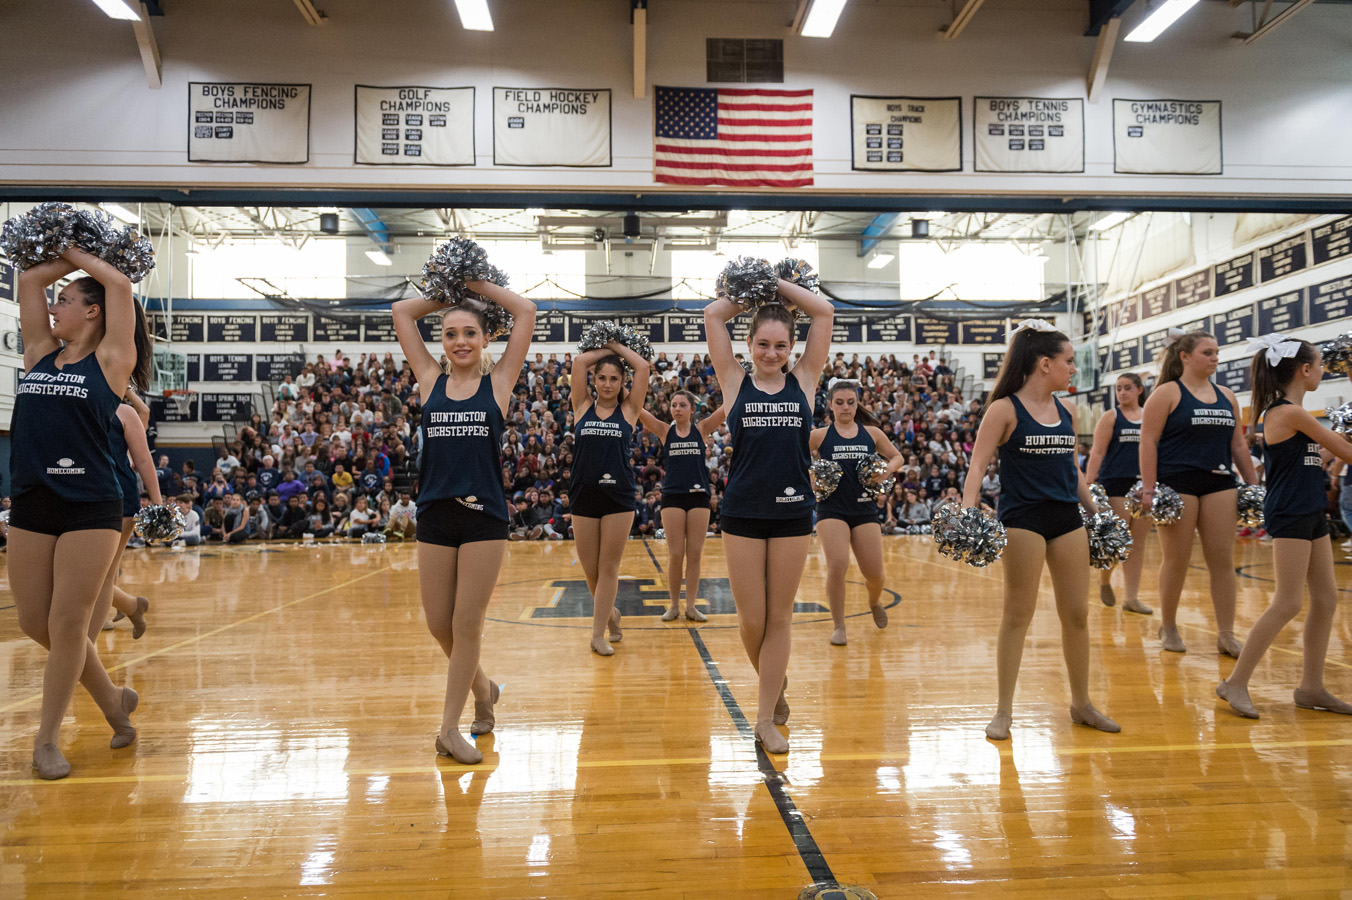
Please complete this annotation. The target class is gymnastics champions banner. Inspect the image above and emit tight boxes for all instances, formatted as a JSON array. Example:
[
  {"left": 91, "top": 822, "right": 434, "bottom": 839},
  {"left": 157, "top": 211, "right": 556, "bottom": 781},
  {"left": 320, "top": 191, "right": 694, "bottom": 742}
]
[
  {"left": 1113, "top": 99, "right": 1222, "bottom": 175},
  {"left": 493, "top": 87, "right": 612, "bottom": 167},
  {"left": 188, "top": 83, "right": 311, "bottom": 163},
  {"left": 850, "top": 96, "right": 961, "bottom": 172},
  {"left": 974, "top": 97, "right": 1084, "bottom": 173},
  {"left": 354, "top": 86, "right": 474, "bottom": 166}
]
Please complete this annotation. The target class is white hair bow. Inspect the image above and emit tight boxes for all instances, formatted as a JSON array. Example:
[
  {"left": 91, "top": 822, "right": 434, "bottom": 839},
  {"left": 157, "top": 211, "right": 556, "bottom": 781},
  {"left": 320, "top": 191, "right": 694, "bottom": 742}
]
[
  {"left": 827, "top": 377, "right": 860, "bottom": 391},
  {"left": 1163, "top": 327, "right": 1189, "bottom": 348},
  {"left": 1247, "top": 333, "right": 1302, "bottom": 367},
  {"left": 1007, "top": 318, "right": 1057, "bottom": 341}
]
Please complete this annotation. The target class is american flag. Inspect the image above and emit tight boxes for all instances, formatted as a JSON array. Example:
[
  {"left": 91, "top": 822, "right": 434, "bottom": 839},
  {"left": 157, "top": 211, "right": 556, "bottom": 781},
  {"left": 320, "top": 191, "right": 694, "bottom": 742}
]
[{"left": 654, "top": 86, "right": 813, "bottom": 188}]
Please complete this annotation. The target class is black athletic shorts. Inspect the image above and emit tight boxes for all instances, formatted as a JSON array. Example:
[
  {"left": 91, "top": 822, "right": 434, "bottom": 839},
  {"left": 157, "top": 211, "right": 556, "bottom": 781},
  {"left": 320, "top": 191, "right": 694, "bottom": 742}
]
[
  {"left": 10, "top": 486, "right": 123, "bottom": 537},
  {"left": 661, "top": 492, "right": 710, "bottom": 512},
  {"left": 570, "top": 488, "right": 636, "bottom": 519},
  {"left": 1100, "top": 477, "right": 1137, "bottom": 499},
  {"left": 1159, "top": 471, "right": 1237, "bottom": 498},
  {"left": 720, "top": 514, "right": 814, "bottom": 540},
  {"left": 1265, "top": 510, "right": 1329, "bottom": 541},
  {"left": 817, "top": 512, "right": 881, "bottom": 530},
  {"left": 1001, "top": 501, "right": 1084, "bottom": 542},
  {"left": 416, "top": 499, "right": 509, "bottom": 548}
]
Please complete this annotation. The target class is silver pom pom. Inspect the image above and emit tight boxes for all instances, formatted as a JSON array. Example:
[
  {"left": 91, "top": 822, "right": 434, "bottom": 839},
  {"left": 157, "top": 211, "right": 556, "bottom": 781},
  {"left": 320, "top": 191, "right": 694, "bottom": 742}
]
[
  {"left": 1237, "top": 484, "right": 1266, "bottom": 528},
  {"left": 810, "top": 458, "right": 842, "bottom": 501},
  {"left": 1321, "top": 332, "right": 1352, "bottom": 376},
  {"left": 133, "top": 503, "right": 185, "bottom": 544},
  {"left": 715, "top": 256, "right": 779, "bottom": 311},
  {"left": 856, "top": 453, "right": 895, "bottom": 500},
  {"left": 654, "top": 528, "right": 666, "bottom": 540},
  {"left": 931, "top": 500, "right": 1007, "bottom": 568},
  {"left": 1327, "top": 402, "right": 1352, "bottom": 435},
  {"left": 1084, "top": 509, "right": 1134, "bottom": 570},
  {"left": 577, "top": 320, "right": 652, "bottom": 360},
  {"left": 1090, "top": 482, "right": 1110, "bottom": 512},
  {"left": 1125, "top": 479, "right": 1184, "bottom": 526},
  {"left": 361, "top": 532, "right": 386, "bottom": 544},
  {"left": 0, "top": 203, "right": 155, "bottom": 282},
  {"left": 773, "top": 257, "right": 819, "bottom": 294},
  {"left": 421, "top": 237, "right": 492, "bottom": 306}
]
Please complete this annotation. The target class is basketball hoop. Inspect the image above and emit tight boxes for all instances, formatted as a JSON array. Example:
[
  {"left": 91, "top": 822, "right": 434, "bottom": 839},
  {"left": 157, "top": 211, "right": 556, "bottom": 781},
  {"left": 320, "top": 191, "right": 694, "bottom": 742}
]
[{"left": 164, "top": 389, "right": 196, "bottom": 417}]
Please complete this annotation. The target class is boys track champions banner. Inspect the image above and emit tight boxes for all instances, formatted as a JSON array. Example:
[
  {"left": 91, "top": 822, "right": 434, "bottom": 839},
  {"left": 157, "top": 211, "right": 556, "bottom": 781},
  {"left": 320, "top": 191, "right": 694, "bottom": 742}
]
[
  {"left": 1113, "top": 99, "right": 1222, "bottom": 175},
  {"left": 188, "top": 83, "right": 310, "bottom": 163},
  {"left": 493, "top": 87, "right": 612, "bottom": 167},
  {"left": 974, "top": 97, "right": 1084, "bottom": 173},
  {"left": 354, "top": 86, "right": 474, "bottom": 165},
  {"left": 850, "top": 96, "right": 961, "bottom": 172}
]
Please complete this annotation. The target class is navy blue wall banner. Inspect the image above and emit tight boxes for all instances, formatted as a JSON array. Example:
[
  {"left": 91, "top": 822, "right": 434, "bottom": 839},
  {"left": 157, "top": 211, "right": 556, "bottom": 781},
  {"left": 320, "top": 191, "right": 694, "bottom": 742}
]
[
  {"left": 1313, "top": 217, "right": 1352, "bottom": 266},
  {"left": 359, "top": 314, "right": 399, "bottom": 344},
  {"left": 1143, "top": 329, "right": 1170, "bottom": 364},
  {"left": 186, "top": 354, "right": 200, "bottom": 382},
  {"left": 1139, "top": 284, "right": 1173, "bottom": 319},
  {"left": 959, "top": 319, "right": 1006, "bottom": 345},
  {"left": 149, "top": 393, "right": 198, "bottom": 423},
  {"left": 259, "top": 314, "right": 310, "bottom": 342},
  {"left": 1257, "top": 289, "right": 1306, "bottom": 332},
  {"left": 416, "top": 316, "right": 439, "bottom": 342},
  {"left": 312, "top": 317, "right": 362, "bottom": 343},
  {"left": 531, "top": 315, "right": 568, "bottom": 343},
  {"left": 983, "top": 354, "right": 1003, "bottom": 378},
  {"left": 1173, "top": 270, "right": 1212, "bottom": 308},
  {"left": 665, "top": 314, "right": 706, "bottom": 344},
  {"left": 1117, "top": 293, "right": 1141, "bottom": 327},
  {"left": 202, "top": 353, "right": 252, "bottom": 381},
  {"left": 1110, "top": 338, "right": 1142, "bottom": 371},
  {"left": 1214, "top": 252, "right": 1256, "bottom": 297},
  {"left": 914, "top": 318, "right": 960, "bottom": 345},
  {"left": 1211, "top": 304, "right": 1256, "bottom": 346},
  {"left": 1258, "top": 234, "right": 1309, "bottom": 283},
  {"left": 254, "top": 353, "right": 305, "bottom": 382},
  {"left": 151, "top": 313, "right": 205, "bottom": 343},
  {"left": 206, "top": 315, "right": 257, "bottom": 343},
  {"left": 1309, "top": 275, "right": 1352, "bottom": 324},
  {"left": 865, "top": 317, "right": 914, "bottom": 343},
  {"left": 200, "top": 393, "right": 254, "bottom": 422},
  {"left": 0, "top": 261, "right": 13, "bottom": 304},
  {"left": 1214, "top": 357, "right": 1252, "bottom": 393}
]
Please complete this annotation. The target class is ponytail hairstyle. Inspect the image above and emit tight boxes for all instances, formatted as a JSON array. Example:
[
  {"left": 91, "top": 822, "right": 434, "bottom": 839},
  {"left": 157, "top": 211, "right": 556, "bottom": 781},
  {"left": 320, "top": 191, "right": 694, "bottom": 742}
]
[
  {"left": 986, "top": 325, "right": 1071, "bottom": 408},
  {"left": 1115, "top": 372, "right": 1148, "bottom": 409},
  {"left": 73, "top": 276, "right": 153, "bottom": 392},
  {"left": 1248, "top": 336, "right": 1317, "bottom": 427},
  {"left": 1157, "top": 329, "right": 1215, "bottom": 385},
  {"left": 593, "top": 353, "right": 628, "bottom": 402},
  {"left": 828, "top": 380, "right": 880, "bottom": 428},
  {"left": 440, "top": 302, "right": 494, "bottom": 376}
]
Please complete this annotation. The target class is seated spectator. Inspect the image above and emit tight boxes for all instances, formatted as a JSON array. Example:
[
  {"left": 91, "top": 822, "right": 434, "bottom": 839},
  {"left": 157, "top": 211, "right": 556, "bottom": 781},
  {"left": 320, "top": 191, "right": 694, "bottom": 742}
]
[
  {"left": 385, "top": 491, "right": 417, "bottom": 540},
  {"left": 277, "top": 494, "right": 310, "bottom": 539},
  {"left": 174, "top": 494, "right": 204, "bottom": 546},
  {"left": 307, "top": 497, "right": 335, "bottom": 539},
  {"left": 331, "top": 463, "right": 354, "bottom": 497},
  {"left": 346, "top": 495, "right": 378, "bottom": 539},
  {"left": 257, "top": 456, "right": 281, "bottom": 493},
  {"left": 277, "top": 469, "right": 307, "bottom": 504},
  {"left": 202, "top": 469, "right": 232, "bottom": 502}
]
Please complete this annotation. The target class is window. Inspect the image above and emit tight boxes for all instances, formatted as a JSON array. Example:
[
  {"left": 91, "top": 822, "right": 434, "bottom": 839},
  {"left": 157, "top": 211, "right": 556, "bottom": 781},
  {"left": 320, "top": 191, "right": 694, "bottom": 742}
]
[
  {"left": 706, "top": 38, "right": 783, "bottom": 84},
  {"left": 190, "top": 238, "right": 347, "bottom": 300}
]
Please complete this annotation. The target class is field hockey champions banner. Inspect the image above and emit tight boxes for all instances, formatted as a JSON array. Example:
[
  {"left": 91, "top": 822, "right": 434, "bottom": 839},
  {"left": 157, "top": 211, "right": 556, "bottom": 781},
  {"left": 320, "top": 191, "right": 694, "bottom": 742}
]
[
  {"left": 850, "top": 96, "right": 961, "bottom": 172},
  {"left": 354, "top": 86, "right": 474, "bottom": 165},
  {"left": 974, "top": 97, "right": 1084, "bottom": 173},
  {"left": 1113, "top": 99, "right": 1222, "bottom": 175},
  {"left": 493, "top": 87, "right": 612, "bottom": 167},
  {"left": 188, "top": 83, "right": 310, "bottom": 163}
]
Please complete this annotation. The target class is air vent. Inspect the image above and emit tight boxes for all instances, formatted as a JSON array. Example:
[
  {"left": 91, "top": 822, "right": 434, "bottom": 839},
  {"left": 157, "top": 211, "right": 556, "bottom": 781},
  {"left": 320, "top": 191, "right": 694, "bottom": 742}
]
[{"left": 706, "top": 38, "right": 783, "bottom": 84}]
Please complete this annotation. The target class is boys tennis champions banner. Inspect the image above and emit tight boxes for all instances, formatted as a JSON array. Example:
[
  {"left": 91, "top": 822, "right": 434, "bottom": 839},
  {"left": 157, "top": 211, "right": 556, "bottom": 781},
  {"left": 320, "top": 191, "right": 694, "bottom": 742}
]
[
  {"left": 188, "top": 83, "right": 310, "bottom": 163},
  {"left": 1113, "top": 99, "right": 1222, "bottom": 175},
  {"left": 493, "top": 87, "right": 612, "bottom": 166},
  {"left": 354, "top": 86, "right": 474, "bottom": 165},
  {"left": 974, "top": 97, "right": 1084, "bottom": 173}
]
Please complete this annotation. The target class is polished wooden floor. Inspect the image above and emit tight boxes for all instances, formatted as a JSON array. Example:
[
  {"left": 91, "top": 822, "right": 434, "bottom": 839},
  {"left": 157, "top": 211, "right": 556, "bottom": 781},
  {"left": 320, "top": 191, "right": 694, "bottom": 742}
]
[{"left": 1, "top": 529, "right": 1350, "bottom": 899}]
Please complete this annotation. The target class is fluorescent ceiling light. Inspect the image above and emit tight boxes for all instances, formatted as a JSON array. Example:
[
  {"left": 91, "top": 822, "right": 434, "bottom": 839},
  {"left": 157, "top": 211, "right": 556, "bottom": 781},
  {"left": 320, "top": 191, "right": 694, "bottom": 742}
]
[
  {"left": 867, "top": 253, "right": 895, "bottom": 269},
  {"left": 800, "top": 0, "right": 847, "bottom": 38},
  {"left": 101, "top": 203, "right": 139, "bottom": 224},
  {"left": 365, "top": 249, "right": 393, "bottom": 266},
  {"left": 454, "top": 0, "right": 493, "bottom": 31},
  {"left": 1124, "top": 0, "right": 1201, "bottom": 43},
  {"left": 1089, "top": 212, "right": 1134, "bottom": 232},
  {"left": 89, "top": 0, "right": 140, "bottom": 20}
]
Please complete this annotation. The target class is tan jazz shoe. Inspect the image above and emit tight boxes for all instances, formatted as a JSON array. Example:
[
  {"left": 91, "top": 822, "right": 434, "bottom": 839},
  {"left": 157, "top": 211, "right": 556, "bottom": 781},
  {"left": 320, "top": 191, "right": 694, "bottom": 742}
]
[
  {"left": 107, "top": 687, "right": 139, "bottom": 749},
  {"left": 471, "top": 681, "right": 501, "bottom": 735}
]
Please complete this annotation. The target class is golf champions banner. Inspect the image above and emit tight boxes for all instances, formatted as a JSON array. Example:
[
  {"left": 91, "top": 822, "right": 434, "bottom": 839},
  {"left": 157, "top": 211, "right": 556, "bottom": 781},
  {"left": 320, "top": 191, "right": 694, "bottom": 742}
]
[
  {"left": 188, "top": 83, "right": 310, "bottom": 163},
  {"left": 354, "top": 86, "right": 474, "bottom": 165},
  {"left": 974, "top": 97, "right": 1084, "bottom": 173},
  {"left": 1113, "top": 99, "right": 1222, "bottom": 175},
  {"left": 493, "top": 87, "right": 612, "bottom": 166},
  {"left": 850, "top": 96, "right": 961, "bottom": 172}
]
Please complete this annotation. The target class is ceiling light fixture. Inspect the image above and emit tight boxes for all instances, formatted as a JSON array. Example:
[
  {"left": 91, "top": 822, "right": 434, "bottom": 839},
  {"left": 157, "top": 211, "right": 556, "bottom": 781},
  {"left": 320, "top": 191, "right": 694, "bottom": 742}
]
[
  {"left": 365, "top": 249, "right": 393, "bottom": 266},
  {"left": 100, "top": 203, "right": 139, "bottom": 224},
  {"left": 867, "top": 252, "right": 895, "bottom": 269},
  {"left": 1089, "top": 211, "right": 1134, "bottom": 232},
  {"left": 89, "top": 0, "right": 140, "bottom": 20},
  {"left": 453, "top": 0, "right": 494, "bottom": 31},
  {"left": 799, "top": 0, "right": 847, "bottom": 38},
  {"left": 1123, "top": 0, "right": 1200, "bottom": 43}
]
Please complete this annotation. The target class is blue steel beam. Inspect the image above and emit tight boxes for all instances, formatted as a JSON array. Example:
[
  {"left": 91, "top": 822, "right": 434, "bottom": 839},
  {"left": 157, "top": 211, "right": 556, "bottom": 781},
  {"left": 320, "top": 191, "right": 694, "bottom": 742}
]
[
  {"left": 350, "top": 207, "right": 392, "bottom": 254},
  {"left": 857, "top": 213, "right": 900, "bottom": 257}
]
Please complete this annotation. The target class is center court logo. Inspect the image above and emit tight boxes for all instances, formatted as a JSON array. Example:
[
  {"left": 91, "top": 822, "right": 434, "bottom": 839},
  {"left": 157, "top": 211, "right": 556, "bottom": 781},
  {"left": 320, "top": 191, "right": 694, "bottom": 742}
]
[{"left": 48, "top": 457, "right": 86, "bottom": 476}]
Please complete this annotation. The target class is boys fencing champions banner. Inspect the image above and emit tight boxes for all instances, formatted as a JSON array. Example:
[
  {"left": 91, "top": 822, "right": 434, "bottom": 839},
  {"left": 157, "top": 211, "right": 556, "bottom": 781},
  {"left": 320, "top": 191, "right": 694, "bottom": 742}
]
[
  {"left": 354, "top": 86, "right": 474, "bottom": 166},
  {"left": 850, "top": 96, "right": 961, "bottom": 172},
  {"left": 1113, "top": 99, "right": 1222, "bottom": 175},
  {"left": 493, "top": 87, "right": 612, "bottom": 167},
  {"left": 188, "top": 83, "right": 310, "bottom": 163},
  {"left": 974, "top": 97, "right": 1084, "bottom": 173}
]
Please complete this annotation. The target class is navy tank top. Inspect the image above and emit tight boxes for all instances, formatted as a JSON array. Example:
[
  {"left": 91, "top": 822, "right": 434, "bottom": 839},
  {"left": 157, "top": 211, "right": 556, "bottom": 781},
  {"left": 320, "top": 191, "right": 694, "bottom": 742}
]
[
  {"left": 1262, "top": 400, "right": 1326, "bottom": 520},
  {"left": 1098, "top": 408, "right": 1142, "bottom": 482},
  {"left": 418, "top": 374, "right": 508, "bottom": 521},
  {"left": 997, "top": 394, "right": 1079, "bottom": 522},
  {"left": 571, "top": 404, "right": 637, "bottom": 509},
  {"left": 722, "top": 376, "right": 814, "bottom": 519},
  {"left": 10, "top": 349, "right": 122, "bottom": 502},
  {"left": 109, "top": 408, "right": 140, "bottom": 515},
  {"left": 661, "top": 423, "right": 710, "bottom": 495},
  {"left": 1157, "top": 380, "right": 1236, "bottom": 477},
  {"left": 817, "top": 422, "right": 876, "bottom": 517}
]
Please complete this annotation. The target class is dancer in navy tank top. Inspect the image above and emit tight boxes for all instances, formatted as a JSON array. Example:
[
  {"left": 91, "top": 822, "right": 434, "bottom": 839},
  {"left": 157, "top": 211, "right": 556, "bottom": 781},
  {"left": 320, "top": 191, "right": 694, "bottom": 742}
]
[
  {"left": 706, "top": 274, "right": 834, "bottom": 755},
  {"left": 1084, "top": 373, "right": 1154, "bottom": 615},
  {"left": 10, "top": 246, "right": 154, "bottom": 779},
  {"left": 570, "top": 341, "right": 650, "bottom": 657},
  {"left": 962, "top": 320, "right": 1119, "bottom": 742},
  {"left": 639, "top": 391, "right": 725, "bottom": 623},
  {"left": 96, "top": 392, "right": 160, "bottom": 639},
  {"left": 809, "top": 381, "right": 902, "bottom": 646},
  {"left": 392, "top": 271, "right": 536, "bottom": 765},
  {"left": 1216, "top": 336, "right": 1352, "bottom": 718},
  {"left": 1139, "top": 330, "right": 1259, "bottom": 657}
]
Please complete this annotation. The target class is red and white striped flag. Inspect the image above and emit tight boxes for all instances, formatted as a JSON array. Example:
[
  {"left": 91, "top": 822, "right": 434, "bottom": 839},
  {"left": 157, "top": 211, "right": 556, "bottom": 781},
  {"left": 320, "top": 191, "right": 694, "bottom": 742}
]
[{"left": 654, "top": 86, "right": 813, "bottom": 188}]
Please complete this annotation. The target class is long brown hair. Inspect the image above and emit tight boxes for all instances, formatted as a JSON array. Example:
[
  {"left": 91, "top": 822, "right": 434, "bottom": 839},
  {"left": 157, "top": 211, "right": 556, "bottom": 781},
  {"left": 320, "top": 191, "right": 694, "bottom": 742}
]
[
  {"left": 1115, "top": 372, "right": 1148, "bottom": 408},
  {"left": 1157, "top": 330, "right": 1214, "bottom": 385},
  {"left": 986, "top": 327, "right": 1070, "bottom": 408},
  {"left": 1248, "top": 338, "right": 1318, "bottom": 427},
  {"left": 592, "top": 353, "right": 627, "bottom": 402},
  {"left": 829, "top": 381, "right": 880, "bottom": 428},
  {"left": 73, "top": 276, "right": 153, "bottom": 392}
]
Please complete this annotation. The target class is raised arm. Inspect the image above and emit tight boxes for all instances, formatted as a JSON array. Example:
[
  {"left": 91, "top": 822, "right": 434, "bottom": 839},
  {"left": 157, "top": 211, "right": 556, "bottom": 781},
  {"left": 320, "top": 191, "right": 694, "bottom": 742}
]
[
  {"left": 118, "top": 403, "right": 162, "bottom": 506},
  {"left": 1083, "top": 410, "right": 1116, "bottom": 485},
  {"left": 696, "top": 404, "right": 728, "bottom": 440},
  {"left": 703, "top": 297, "right": 745, "bottom": 411},
  {"left": 570, "top": 348, "right": 608, "bottom": 417},
  {"left": 63, "top": 247, "right": 136, "bottom": 393},
  {"left": 391, "top": 298, "right": 447, "bottom": 399},
  {"left": 638, "top": 408, "right": 670, "bottom": 443},
  {"left": 1282, "top": 405, "right": 1352, "bottom": 466},
  {"left": 609, "top": 341, "right": 651, "bottom": 424},
  {"left": 781, "top": 280, "right": 834, "bottom": 398},
  {"left": 16, "top": 257, "right": 75, "bottom": 367},
  {"left": 961, "top": 399, "right": 1014, "bottom": 508},
  {"left": 475, "top": 282, "right": 537, "bottom": 407}
]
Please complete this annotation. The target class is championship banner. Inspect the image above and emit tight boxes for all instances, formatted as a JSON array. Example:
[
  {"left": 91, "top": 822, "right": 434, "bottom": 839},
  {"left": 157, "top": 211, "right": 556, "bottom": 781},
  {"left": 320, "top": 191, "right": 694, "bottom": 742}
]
[
  {"left": 974, "top": 97, "right": 1084, "bottom": 173},
  {"left": 493, "top": 87, "right": 611, "bottom": 167},
  {"left": 1113, "top": 99, "right": 1221, "bottom": 175},
  {"left": 188, "top": 83, "right": 310, "bottom": 163},
  {"left": 850, "top": 96, "right": 961, "bottom": 172},
  {"left": 355, "top": 86, "right": 474, "bottom": 166}
]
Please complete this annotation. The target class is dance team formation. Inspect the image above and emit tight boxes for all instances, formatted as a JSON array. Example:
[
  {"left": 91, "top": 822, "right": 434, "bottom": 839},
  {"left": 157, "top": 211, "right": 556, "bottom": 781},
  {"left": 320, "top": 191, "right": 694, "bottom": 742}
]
[{"left": 3, "top": 206, "right": 1349, "bottom": 781}]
